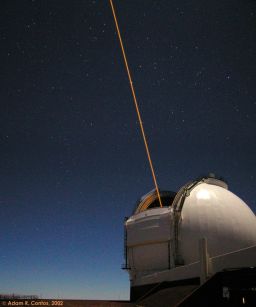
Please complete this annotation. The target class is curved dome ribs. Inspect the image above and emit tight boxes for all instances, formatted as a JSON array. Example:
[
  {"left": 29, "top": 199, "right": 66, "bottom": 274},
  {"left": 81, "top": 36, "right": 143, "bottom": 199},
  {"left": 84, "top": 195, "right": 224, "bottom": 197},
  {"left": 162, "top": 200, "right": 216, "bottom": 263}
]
[{"left": 172, "top": 179, "right": 204, "bottom": 265}]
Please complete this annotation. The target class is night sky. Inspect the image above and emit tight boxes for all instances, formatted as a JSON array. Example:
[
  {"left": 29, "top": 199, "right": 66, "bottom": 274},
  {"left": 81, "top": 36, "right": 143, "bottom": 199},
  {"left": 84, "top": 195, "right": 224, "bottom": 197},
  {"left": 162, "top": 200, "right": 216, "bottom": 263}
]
[{"left": 1, "top": 0, "right": 256, "bottom": 300}]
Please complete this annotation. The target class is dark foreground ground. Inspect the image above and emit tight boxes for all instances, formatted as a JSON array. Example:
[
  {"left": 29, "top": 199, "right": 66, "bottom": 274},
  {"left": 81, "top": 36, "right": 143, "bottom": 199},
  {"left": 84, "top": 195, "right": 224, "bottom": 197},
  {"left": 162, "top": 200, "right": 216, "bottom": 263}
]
[
  {"left": 2, "top": 268, "right": 256, "bottom": 307},
  {"left": 54, "top": 301, "right": 133, "bottom": 307},
  {"left": 0, "top": 300, "right": 133, "bottom": 307}
]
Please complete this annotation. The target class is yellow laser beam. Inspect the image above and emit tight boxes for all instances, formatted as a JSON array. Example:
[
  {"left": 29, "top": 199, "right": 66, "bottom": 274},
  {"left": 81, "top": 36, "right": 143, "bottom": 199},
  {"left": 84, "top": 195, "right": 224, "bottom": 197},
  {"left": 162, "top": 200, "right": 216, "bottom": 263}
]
[{"left": 109, "top": 0, "right": 163, "bottom": 208}]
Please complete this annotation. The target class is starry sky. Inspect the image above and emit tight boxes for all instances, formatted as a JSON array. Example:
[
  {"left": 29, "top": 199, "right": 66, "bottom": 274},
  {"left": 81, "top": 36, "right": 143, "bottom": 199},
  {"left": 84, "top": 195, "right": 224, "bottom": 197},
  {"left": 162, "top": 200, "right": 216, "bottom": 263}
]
[{"left": 1, "top": 0, "right": 256, "bottom": 300}]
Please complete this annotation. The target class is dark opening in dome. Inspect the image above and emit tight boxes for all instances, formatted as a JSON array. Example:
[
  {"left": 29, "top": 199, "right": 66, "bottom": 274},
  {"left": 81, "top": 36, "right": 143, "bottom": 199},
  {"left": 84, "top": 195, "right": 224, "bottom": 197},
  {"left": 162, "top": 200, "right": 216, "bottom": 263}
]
[{"left": 134, "top": 190, "right": 176, "bottom": 214}]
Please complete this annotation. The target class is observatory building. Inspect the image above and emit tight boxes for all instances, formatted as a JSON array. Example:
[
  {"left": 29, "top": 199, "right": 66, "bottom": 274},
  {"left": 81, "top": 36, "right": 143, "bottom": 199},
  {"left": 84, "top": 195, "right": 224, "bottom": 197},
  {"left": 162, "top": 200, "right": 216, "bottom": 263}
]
[{"left": 124, "top": 175, "right": 256, "bottom": 305}]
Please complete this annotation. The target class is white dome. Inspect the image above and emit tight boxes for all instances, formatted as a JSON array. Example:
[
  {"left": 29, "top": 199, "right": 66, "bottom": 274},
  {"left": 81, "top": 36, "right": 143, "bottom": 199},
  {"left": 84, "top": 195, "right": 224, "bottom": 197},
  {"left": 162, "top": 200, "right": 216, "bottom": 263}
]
[
  {"left": 179, "top": 182, "right": 256, "bottom": 264},
  {"left": 125, "top": 177, "right": 256, "bottom": 275}
]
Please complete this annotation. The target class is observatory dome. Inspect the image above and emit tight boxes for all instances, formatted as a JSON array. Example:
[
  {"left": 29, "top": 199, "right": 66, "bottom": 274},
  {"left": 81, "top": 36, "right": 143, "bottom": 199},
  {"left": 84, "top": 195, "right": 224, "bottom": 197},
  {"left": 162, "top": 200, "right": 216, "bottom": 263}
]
[{"left": 125, "top": 176, "right": 256, "bottom": 273}]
